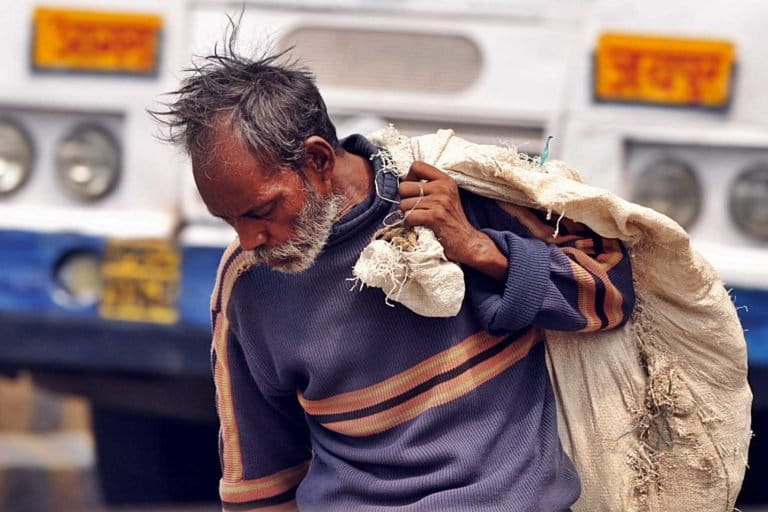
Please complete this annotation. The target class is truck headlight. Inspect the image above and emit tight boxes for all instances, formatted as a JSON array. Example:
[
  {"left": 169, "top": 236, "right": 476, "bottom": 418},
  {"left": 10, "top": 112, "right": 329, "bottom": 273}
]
[
  {"left": 631, "top": 158, "right": 701, "bottom": 229},
  {"left": 57, "top": 124, "right": 120, "bottom": 200},
  {"left": 0, "top": 119, "right": 33, "bottom": 195},
  {"left": 55, "top": 251, "right": 103, "bottom": 307},
  {"left": 730, "top": 164, "right": 768, "bottom": 241}
]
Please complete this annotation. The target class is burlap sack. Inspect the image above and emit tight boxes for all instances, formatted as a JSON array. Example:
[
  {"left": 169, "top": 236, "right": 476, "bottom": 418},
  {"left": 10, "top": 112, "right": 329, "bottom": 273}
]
[{"left": 359, "top": 126, "right": 751, "bottom": 512}]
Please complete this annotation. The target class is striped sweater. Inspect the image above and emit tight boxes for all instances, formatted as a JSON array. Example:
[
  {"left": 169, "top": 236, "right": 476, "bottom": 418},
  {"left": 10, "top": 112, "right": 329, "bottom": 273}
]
[{"left": 210, "top": 135, "right": 635, "bottom": 511}]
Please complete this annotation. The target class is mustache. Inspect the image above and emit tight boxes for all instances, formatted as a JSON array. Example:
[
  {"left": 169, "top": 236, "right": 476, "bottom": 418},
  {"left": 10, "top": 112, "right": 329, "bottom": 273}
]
[
  {"left": 251, "top": 237, "right": 315, "bottom": 261},
  {"left": 248, "top": 190, "right": 343, "bottom": 273}
]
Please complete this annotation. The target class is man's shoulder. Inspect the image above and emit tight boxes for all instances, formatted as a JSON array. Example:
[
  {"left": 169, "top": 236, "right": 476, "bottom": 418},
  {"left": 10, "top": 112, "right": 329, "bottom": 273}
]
[{"left": 210, "top": 240, "right": 260, "bottom": 315}]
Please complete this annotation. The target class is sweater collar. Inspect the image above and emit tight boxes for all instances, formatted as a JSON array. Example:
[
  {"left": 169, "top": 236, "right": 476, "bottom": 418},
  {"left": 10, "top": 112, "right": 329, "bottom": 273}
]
[{"left": 326, "top": 134, "right": 398, "bottom": 247}]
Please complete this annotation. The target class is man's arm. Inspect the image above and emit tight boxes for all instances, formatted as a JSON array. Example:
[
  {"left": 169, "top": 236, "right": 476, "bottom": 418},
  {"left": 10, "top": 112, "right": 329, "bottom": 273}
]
[
  {"left": 399, "top": 161, "right": 635, "bottom": 335},
  {"left": 212, "top": 315, "right": 311, "bottom": 512}
]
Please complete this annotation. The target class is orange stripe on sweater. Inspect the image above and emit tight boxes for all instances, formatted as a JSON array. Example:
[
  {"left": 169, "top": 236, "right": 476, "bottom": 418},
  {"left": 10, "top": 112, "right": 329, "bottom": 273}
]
[
  {"left": 220, "top": 462, "right": 310, "bottom": 503},
  {"left": 213, "top": 250, "right": 260, "bottom": 483},
  {"left": 573, "top": 238, "right": 625, "bottom": 273},
  {"left": 562, "top": 247, "right": 625, "bottom": 330},
  {"left": 597, "top": 238, "right": 625, "bottom": 272},
  {"left": 319, "top": 329, "right": 543, "bottom": 437},
  {"left": 222, "top": 499, "right": 299, "bottom": 512},
  {"left": 210, "top": 241, "right": 242, "bottom": 312},
  {"left": 563, "top": 256, "right": 602, "bottom": 332},
  {"left": 298, "top": 331, "right": 505, "bottom": 415},
  {"left": 213, "top": 313, "right": 241, "bottom": 482}
]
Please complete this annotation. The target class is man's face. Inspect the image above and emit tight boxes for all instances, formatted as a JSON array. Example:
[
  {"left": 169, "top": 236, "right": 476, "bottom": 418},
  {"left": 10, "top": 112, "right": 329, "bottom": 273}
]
[{"left": 191, "top": 126, "right": 340, "bottom": 273}]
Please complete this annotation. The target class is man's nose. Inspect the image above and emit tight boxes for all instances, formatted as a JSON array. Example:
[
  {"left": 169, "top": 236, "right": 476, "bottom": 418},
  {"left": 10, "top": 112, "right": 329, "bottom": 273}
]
[{"left": 235, "top": 222, "right": 268, "bottom": 251}]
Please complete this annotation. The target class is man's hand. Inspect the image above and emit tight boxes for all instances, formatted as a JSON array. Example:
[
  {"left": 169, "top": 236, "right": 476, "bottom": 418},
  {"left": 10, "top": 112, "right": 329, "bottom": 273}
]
[{"left": 399, "top": 162, "right": 509, "bottom": 281}]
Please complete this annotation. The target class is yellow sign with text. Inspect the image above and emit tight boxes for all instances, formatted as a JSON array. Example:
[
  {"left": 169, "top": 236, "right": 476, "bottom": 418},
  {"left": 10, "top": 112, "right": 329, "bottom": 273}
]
[
  {"left": 33, "top": 7, "right": 162, "bottom": 74},
  {"left": 100, "top": 240, "right": 180, "bottom": 325},
  {"left": 595, "top": 33, "right": 735, "bottom": 108}
]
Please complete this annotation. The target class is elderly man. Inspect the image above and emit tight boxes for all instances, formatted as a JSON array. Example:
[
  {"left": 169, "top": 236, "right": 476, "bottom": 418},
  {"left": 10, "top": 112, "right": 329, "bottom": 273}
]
[{"left": 157, "top": 46, "right": 635, "bottom": 512}]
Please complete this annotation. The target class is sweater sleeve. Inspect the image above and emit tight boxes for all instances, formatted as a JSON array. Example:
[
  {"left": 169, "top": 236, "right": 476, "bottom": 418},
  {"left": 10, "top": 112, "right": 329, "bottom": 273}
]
[
  {"left": 463, "top": 194, "right": 635, "bottom": 336},
  {"left": 212, "top": 320, "right": 312, "bottom": 512}
]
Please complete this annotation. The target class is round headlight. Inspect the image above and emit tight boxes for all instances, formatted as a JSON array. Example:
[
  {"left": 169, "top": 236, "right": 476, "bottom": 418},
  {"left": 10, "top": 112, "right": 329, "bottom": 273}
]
[
  {"left": 54, "top": 251, "right": 103, "bottom": 307},
  {"left": 0, "top": 119, "right": 34, "bottom": 195},
  {"left": 631, "top": 158, "right": 702, "bottom": 229},
  {"left": 730, "top": 164, "right": 768, "bottom": 241},
  {"left": 56, "top": 124, "right": 120, "bottom": 200}
]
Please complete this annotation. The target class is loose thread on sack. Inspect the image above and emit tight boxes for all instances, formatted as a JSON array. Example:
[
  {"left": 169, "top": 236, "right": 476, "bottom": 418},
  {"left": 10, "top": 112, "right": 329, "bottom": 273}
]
[
  {"left": 545, "top": 207, "right": 566, "bottom": 239},
  {"left": 367, "top": 242, "right": 410, "bottom": 307},
  {"left": 553, "top": 210, "right": 566, "bottom": 239},
  {"left": 387, "top": 245, "right": 411, "bottom": 305},
  {"left": 345, "top": 276, "right": 365, "bottom": 292}
]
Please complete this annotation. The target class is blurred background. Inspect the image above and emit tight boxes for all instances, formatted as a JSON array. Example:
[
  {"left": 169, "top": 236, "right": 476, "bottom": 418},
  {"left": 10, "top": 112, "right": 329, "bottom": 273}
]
[{"left": 1, "top": 0, "right": 767, "bottom": 510}]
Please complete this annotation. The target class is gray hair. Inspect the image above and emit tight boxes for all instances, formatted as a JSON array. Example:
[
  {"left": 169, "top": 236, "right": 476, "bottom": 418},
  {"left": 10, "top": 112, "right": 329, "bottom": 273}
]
[{"left": 152, "top": 26, "right": 338, "bottom": 170}]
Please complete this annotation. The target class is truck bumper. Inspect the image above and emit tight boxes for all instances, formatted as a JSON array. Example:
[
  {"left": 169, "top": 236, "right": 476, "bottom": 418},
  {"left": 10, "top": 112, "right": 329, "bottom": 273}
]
[{"left": 0, "top": 311, "right": 211, "bottom": 377}]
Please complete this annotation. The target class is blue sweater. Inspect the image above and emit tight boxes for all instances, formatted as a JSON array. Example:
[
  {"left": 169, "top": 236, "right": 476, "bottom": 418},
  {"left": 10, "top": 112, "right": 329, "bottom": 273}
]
[{"left": 211, "top": 135, "right": 635, "bottom": 511}]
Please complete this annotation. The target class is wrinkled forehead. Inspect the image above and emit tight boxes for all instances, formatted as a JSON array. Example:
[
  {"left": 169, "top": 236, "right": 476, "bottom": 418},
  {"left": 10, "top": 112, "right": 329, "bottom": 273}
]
[
  {"left": 191, "top": 128, "right": 266, "bottom": 206},
  {"left": 192, "top": 119, "right": 255, "bottom": 175}
]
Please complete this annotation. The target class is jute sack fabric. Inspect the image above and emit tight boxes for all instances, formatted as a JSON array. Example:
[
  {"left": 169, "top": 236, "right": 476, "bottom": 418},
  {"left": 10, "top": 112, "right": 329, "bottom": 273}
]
[{"left": 358, "top": 126, "right": 751, "bottom": 512}]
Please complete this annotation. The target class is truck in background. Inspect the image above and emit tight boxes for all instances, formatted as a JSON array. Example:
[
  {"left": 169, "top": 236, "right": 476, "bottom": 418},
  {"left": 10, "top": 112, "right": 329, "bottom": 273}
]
[
  {"left": 1, "top": 0, "right": 766, "bottom": 505},
  {"left": 0, "top": 0, "right": 223, "bottom": 503}
]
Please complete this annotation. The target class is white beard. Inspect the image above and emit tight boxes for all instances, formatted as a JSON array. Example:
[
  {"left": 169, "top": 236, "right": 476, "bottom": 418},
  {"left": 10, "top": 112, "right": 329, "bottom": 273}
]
[{"left": 250, "top": 185, "right": 343, "bottom": 274}]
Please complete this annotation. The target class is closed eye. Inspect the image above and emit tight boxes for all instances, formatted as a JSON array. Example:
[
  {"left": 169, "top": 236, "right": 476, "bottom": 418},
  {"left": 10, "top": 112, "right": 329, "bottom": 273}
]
[{"left": 245, "top": 201, "right": 275, "bottom": 219}]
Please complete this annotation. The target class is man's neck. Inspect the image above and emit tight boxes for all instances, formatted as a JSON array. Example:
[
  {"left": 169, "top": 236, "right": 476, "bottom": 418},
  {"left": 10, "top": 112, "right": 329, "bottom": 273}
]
[{"left": 331, "top": 148, "right": 375, "bottom": 219}]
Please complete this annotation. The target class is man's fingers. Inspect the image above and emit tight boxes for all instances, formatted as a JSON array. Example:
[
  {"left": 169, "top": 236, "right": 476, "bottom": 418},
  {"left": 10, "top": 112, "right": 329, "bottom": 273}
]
[
  {"left": 399, "top": 196, "right": 433, "bottom": 212},
  {"left": 403, "top": 161, "right": 446, "bottom": 182},
  {"left": 398, "top": 181, "right": 437, "bottom": 198},
  {"left": 402, "top": 210, "right": 432, "bottom": 228}
]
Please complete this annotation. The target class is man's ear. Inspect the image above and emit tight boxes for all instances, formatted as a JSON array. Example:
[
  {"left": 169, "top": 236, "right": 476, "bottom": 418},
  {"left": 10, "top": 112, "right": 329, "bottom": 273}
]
[{"left": 303, "top": 136, "right": 337, "bottom": 190}]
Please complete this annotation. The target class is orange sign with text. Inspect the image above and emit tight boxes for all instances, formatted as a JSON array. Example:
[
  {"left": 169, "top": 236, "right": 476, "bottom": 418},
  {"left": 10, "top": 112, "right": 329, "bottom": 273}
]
[
  {"left": 595, "top": 33, "right": 735, "bottom": 108},
  {"left": 33, "top": 7, "right": 162, "bottom": 74}
]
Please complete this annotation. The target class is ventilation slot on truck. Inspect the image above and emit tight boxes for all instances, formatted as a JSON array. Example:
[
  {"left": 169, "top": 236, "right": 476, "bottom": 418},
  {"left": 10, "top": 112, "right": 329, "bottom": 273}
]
[{"left": 279, "top": 27, "right": 482, "bottom": 94}]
